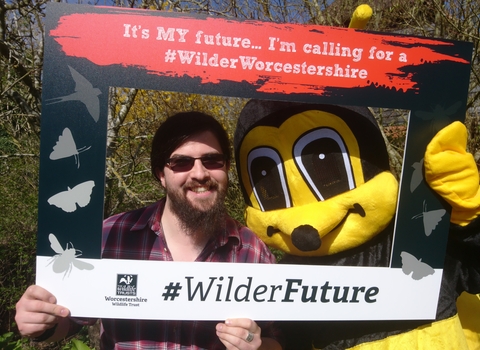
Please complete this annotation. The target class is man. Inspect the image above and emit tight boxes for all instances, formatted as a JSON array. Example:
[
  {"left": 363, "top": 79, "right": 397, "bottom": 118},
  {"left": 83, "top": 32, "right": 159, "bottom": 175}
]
[{"left": 15, "top": 112, "right": 283, "bottom": 350}]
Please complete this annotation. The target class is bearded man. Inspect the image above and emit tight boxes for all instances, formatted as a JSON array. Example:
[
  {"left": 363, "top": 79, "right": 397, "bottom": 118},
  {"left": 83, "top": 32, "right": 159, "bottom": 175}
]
[{"left": 15, "top": 112, "right": 283, "bottom": 350}]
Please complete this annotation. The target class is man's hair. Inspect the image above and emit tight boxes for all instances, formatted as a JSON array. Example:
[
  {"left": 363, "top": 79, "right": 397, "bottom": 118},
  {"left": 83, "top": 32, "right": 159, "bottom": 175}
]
[{"left": 151, "top": 111, "right": 231, "bottom": 181}]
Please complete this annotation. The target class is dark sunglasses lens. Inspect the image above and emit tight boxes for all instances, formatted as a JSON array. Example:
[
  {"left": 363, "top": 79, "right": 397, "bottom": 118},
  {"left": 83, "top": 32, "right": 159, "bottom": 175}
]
[
  {"left": 201, "top": 155, "right": 225, "bottom": 169},
  {"left": 169, "top": 158, "right": 195, "bottom": 172},
  {"left": 167, "top": 155, "right": 225, "bottom": 172}
]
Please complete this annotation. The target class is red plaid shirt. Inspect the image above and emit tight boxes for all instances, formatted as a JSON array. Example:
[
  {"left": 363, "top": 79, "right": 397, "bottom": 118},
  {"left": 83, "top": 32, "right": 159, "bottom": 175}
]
[{"left": 99, "top": 199, "right": 281, "bottom": 350}]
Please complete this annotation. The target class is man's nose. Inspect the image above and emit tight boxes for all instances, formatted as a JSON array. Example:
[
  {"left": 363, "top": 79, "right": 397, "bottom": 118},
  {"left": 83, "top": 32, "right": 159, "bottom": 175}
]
[{"left": 189, "top": 158, "right": 210, "bottom": 179}]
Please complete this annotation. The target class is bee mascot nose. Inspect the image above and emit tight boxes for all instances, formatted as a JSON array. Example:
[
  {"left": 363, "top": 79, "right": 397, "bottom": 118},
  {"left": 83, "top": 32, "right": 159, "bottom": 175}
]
[{"left": 291, "top": 225, "right": 322, "bottom": 251}]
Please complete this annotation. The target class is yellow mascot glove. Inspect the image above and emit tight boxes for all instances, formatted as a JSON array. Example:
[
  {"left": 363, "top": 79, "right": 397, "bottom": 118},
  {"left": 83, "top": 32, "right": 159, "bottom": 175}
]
[{"left": 424, "top": 121, "right": 480, "bottom": 226}]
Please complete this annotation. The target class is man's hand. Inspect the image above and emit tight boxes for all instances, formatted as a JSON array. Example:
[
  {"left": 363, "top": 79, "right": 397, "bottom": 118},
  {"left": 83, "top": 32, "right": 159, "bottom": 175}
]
[
  {"left": 216, "top": 318, "right": 281, "bottom": 350},
  {"left": 15, "top": 285, "right": 70, "bottom": 340}
]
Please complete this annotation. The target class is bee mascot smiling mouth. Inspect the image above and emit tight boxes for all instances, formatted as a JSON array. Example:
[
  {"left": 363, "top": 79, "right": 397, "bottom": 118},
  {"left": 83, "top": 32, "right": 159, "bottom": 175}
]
[{"left": 234, "top": 99, "right": 480, "bottom": 349}]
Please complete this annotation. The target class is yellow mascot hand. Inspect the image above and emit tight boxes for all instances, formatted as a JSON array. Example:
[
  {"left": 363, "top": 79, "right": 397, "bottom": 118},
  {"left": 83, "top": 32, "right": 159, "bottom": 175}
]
[{"left": 424, "top": 121, "right": 480, "bottom": 226}]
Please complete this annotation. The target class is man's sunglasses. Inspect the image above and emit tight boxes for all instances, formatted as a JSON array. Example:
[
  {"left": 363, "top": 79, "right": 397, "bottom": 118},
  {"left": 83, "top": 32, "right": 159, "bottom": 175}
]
[{"left": 165, "top": 154, "right": 227, "bottom": 172}]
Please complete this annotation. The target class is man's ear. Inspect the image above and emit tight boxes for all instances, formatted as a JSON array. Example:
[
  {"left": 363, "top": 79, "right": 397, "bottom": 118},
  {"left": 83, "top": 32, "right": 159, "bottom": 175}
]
[{"left": 156, "top": 168, "right": 166, "bottom": 188}]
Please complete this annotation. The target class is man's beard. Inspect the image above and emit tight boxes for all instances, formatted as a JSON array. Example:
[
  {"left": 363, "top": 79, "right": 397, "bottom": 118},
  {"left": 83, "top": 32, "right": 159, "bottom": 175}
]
[{"left": 166, "top": 180, "right": 227, "bottom": 238}]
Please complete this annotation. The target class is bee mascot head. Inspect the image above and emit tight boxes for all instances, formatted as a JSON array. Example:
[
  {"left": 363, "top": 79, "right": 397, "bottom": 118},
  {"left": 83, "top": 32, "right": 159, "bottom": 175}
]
[{"left": 234, "top": 100, "right": 399, "bottom": 257}]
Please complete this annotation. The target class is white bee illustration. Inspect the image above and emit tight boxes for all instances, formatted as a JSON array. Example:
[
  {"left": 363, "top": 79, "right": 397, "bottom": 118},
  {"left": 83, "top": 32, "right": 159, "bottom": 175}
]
[{"left": 47, "top": 233, "right": 94, "bottom": 278}]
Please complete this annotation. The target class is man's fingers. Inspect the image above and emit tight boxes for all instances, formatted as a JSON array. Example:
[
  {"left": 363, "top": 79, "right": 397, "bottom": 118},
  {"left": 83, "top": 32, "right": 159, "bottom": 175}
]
[
  {"left": 20, "top": 286, "right": 69, "bottom": 317},
  {"left": 31, "top": 300, "right": 69, "bottom": 317},
  {"left": 15, "top": 285, "right": 70, "bottom": 337},
  {"left": 25, "top": 285, "right": 56, "bottom": 302},
  {"left": 225, "top": 318, "right": 258, "bottom": 331},
  {"left": 216, "top": 319, "right": 261, "bottom": 349}
]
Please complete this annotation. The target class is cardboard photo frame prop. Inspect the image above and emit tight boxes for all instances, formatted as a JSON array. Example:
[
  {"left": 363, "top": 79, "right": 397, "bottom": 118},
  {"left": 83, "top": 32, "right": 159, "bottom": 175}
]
[{"left": 36, "top": 3, "right": 473, "bottom": 321}]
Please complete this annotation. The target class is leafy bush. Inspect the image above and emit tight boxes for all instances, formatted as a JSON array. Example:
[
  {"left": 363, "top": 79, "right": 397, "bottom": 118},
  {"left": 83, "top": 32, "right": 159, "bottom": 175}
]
[
  {"left": 0, "top": 331, "right": 28, "bottom": 350},
  {"left": 0, "top": 154, "right": 38, "bottom": 334}
]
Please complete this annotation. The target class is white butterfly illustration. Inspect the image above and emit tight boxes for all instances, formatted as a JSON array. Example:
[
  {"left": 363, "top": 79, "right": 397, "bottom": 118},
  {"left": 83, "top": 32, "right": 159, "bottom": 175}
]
[
  {"left": 412, "top": 200, "right": 446, "bottom": 236},
  {"left": 400, "top": 251, "right": 435, "bottom": 280},
  {"left": 50, "top": 128, "right": 91, "bottom": 168},
  {"left": 47, "top": 180, "right": 95, "bottom": 213}
]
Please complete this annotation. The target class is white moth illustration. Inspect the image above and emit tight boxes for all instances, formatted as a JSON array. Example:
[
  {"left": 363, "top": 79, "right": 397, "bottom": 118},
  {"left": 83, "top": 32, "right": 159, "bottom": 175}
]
[
  {"left": 47, "top": 180, "right": 95, "bottom": 212},
  {"left": 50, "top": 128, "right": 91, "bottom": 168},
  {"left": 412, "top": 200, "right": 446, "bottom": 236},
  {"left": 400, "top": 251, "right": 435, "bottom": 280},
  {"left": 48, "top": 233, "right": 94, "bottom": 278}
]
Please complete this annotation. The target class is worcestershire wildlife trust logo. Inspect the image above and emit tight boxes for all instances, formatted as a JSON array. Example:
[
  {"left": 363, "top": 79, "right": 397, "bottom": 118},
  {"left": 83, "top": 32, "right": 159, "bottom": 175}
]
[{"left": 117, "top": 274, "right": 138, "bottom": 296}]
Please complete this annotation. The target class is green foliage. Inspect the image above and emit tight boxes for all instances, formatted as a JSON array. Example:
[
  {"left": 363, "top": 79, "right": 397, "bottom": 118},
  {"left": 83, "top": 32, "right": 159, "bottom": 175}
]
[
  {"left": 0, "top": 153, "right": 38, "bottom": 334},
  {"left": 0, "top": 127, "right": 17, "bottom": 154},
  {"left": 0, "top": 332, "right": 95, "bottom": 350},
  {"left": 64, "top": 338, "right": 93, "bottom": 350},
  {"left": 0, "top": 332, "right": 29, "bottom": 350}
]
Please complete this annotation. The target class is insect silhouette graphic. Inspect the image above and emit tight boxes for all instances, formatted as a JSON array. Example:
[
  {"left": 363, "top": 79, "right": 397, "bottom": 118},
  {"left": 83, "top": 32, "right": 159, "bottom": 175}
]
[
  {"left": 50, "top": 128, "right": 91, "bottom": 168},
  {"left": 400, "top": 251, "right": 435, "bottom": 280},
  {"left": 48, "top": 233, "right": 94, "bottom": 278},
  {"left": 410, "top": 158, "right": 424, "bottom": 193},
  {"left": 47, "top": 180, "right": 95, "bottom": 213},
  {"left": 412, "top": 200, "right": 446, "bottom": 236},
  {"left": 415, "top": 101, "right": 461, "bottom": 133},
  {"left": 46, "top": 66, "right": 101, "bottom": 122}
]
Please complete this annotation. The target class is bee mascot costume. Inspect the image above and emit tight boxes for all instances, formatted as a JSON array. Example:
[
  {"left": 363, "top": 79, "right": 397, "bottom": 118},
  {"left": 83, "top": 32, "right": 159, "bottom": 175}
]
[{"left": 233, "top": 8, "right": 480, "bottom": 348}]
